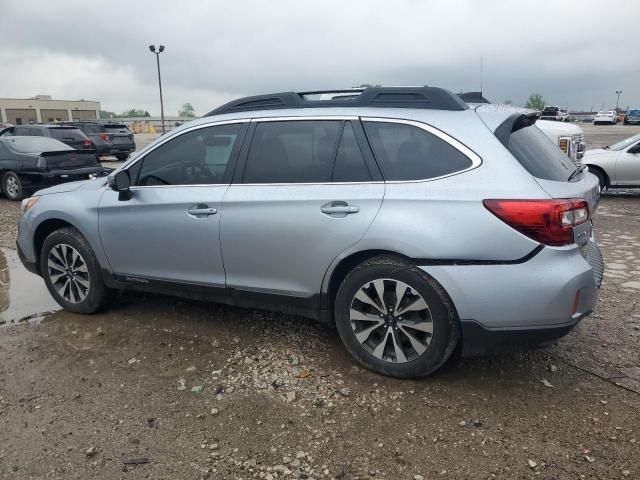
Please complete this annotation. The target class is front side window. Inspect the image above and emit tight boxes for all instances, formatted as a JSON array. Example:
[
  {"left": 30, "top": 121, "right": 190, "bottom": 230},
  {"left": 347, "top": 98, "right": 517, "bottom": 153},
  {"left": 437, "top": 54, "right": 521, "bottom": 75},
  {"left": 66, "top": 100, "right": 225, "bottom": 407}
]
[
  {"left": 243, "top": 120, "right": 341, "bottom": 183},
  {"left": 364, "top": 121, "right": 473, "bottom": 181},
  {"left": 135, "top": 123, "right": 244, "bottom": 186}
]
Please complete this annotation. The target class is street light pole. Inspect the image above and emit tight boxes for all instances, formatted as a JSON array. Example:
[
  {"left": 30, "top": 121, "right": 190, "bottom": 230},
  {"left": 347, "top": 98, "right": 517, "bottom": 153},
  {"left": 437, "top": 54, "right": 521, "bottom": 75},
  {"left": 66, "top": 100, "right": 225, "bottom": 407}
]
[
  {"left": 149, "top": 45, "right": 166, "bottom": 134},
  {"left": 615, "top": 90, "right": 622, "bottom": 112}
]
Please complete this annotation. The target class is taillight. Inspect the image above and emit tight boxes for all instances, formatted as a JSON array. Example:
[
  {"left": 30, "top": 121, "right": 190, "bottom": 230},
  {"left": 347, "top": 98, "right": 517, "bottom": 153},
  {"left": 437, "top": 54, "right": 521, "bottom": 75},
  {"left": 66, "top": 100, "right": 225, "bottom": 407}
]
[
  {"left": 483, "top": 198, "right": 590, "bottom": 246},
  {"left": 83, "top": 139, "right": 92, "bottom": 147},
  {"left": 100, "top": 134, "right": 109, "bottom": 141}
]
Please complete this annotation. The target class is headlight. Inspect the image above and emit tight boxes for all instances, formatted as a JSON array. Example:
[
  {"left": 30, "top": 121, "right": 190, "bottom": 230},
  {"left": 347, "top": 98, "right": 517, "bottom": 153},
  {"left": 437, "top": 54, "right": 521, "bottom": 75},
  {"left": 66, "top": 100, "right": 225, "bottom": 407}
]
[{"left": 21, "top": 196, "right": 39, "bottom": 213}]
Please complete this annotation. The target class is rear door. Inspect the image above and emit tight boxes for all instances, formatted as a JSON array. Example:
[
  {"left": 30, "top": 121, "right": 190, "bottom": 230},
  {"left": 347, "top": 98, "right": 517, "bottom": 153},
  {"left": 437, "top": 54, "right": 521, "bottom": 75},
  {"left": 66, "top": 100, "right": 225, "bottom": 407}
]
[
  {"left": 99, "top": 121, "right": 247, "bottom": 286},
  {"left": 220, "top": 117, "right": 384, "bottom": 300}
]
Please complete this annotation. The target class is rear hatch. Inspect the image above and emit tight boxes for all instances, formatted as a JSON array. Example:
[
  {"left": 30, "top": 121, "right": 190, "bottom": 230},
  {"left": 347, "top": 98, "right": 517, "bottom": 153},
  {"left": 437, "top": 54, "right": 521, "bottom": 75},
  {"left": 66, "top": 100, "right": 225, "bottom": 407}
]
[
  {"left": 42, "top": 150, "right": 100, "bottom": 169},
  {"left": 48, "top": 127, "right": 92, "bottom": 149},
  {"left": 104, "top": 124, "right": 134, "bottom": 145},
  {"left": 495, "top": 112, "right": 603, "bottom": 285}
]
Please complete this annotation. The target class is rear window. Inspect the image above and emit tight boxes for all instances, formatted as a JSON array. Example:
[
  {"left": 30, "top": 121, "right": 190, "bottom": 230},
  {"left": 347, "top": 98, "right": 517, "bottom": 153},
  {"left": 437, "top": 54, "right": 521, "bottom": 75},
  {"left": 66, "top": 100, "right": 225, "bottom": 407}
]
[
  {"left": 79, "top": 124, "right": 105, "bottom": 134},
  {"left": 49, "top": 128, "right": 86, "bottom": 141},
  {"left": 3, "top": 137, "right": 70, "bottom": 154},
  {"left": 543, "top": 107, "right": 558, "bottom": 112},
  {"left": 507, "top": 125, "right": 577, "bottom": 181},
  {"left": 364, "top": 121, "right": 473, "bottom": 181},
  {"left": 104, "top": 124, "right": 130, "bottom": 133}
]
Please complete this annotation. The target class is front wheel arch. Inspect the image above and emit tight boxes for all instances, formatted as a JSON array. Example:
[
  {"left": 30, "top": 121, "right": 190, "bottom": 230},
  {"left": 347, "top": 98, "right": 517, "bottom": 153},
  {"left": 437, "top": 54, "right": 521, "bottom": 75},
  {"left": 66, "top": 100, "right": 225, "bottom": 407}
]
[{"left": 587, "top": 165, "right": 609, "bottom": 190}]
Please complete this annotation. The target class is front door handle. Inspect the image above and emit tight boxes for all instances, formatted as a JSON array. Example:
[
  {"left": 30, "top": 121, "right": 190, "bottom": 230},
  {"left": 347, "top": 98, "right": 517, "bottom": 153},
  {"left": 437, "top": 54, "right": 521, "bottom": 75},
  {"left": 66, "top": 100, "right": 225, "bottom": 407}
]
[
  {"left": 188, "top": 204, "right": 217, "bottom": 217},
  {"left": 321, "top": 201, "right": 359, "bottom": 218}
]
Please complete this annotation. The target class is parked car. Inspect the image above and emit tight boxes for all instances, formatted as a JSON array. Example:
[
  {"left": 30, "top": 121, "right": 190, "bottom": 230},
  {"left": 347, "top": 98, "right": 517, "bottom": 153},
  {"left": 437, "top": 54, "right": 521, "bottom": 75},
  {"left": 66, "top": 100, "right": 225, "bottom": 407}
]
[
  {"left": 593, "top": 111, "right": 617, "bottom": 125},
  {"left": 540, "top": 106, "right": 567, "bottom": 122},
  {"left": 16, "top": 87, "right": 603, "bottom": 378},
  {"left": 0, "top": 136, "right": 106, "bottom": 200},
  {"left": 0, "top": 124, "right": 95, "bottom": 151},
  {"left": 0, "top": 122, "right": 12, "bottom": 130},
  {"left": 458, "top": 92, "right": 585, "bottom": 164},
  {"left": 101, "top": 123, "right": 136, "bottom": 161},
  {"left": 624, "top": 109, "right": 640, "bottom": 125},
  {"left": 583, "top": 133, "right": 640, "bottom": 189}
]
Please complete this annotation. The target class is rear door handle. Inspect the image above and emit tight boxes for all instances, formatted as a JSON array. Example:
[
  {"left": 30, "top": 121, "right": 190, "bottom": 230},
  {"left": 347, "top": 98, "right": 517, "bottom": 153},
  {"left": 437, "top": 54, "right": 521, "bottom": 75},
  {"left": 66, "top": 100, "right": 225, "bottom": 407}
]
[
  {"left": 188, "top": 204, "right": 217, "bottom": 217},
  {"left": 321, "top": 201, "right": 359, "bottom": 218}
]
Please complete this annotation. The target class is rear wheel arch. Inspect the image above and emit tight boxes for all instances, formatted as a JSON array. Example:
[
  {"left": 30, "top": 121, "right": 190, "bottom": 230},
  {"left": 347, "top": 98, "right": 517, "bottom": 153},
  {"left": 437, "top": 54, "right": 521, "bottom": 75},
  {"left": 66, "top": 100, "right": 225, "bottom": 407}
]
[{"left": 587, "top": 165, "right": 609, "bottom": 189}]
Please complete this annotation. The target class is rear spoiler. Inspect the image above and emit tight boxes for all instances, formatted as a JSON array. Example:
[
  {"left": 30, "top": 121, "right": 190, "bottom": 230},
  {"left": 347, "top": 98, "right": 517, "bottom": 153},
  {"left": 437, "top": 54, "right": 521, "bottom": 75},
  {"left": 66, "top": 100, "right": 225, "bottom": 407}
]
[
  {"left": 493, "top": 112, "right": 539, "bottom": 148},
  {"left": 40, "top": 149, "right": 97, "bottom": 156}
]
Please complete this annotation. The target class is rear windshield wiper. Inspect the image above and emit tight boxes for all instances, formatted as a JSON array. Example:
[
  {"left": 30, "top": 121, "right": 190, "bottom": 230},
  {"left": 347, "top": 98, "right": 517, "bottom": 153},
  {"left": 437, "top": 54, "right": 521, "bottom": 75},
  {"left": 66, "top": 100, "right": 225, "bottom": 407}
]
[{"left": 568, "top": 164, "right": 587, "bottom": 182}]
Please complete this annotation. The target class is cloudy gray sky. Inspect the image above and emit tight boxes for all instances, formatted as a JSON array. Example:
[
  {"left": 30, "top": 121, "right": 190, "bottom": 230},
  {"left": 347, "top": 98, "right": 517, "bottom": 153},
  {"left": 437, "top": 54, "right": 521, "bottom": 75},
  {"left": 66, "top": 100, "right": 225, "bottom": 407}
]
[{"left": 1, "top": 0, "right": 638, "bottom": 116}]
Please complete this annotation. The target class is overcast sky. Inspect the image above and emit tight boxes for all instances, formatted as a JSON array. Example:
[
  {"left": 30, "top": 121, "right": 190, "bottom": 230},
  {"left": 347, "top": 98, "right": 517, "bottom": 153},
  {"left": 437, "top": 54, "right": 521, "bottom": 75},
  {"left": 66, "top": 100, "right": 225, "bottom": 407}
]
[{"left": 1, "top": 0, "right": 638, "bottom": 116}]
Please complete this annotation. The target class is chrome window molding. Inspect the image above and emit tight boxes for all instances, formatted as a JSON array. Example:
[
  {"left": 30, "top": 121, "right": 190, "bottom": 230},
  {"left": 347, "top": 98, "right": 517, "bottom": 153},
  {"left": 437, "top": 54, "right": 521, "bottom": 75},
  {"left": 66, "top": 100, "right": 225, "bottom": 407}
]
[{"left": 116, "top": 115, "right": 482, "bottom": 189}]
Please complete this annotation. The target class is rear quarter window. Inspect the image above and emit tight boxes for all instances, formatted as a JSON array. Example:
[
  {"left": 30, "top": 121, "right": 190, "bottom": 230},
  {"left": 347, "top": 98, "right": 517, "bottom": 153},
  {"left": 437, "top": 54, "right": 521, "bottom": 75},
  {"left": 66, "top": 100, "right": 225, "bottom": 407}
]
[
  {"left": 507, "top": 125, "right": 577, "bottom": 181},
  {"left": 363, "top": 121, "right": 473, "bottom": 181}
]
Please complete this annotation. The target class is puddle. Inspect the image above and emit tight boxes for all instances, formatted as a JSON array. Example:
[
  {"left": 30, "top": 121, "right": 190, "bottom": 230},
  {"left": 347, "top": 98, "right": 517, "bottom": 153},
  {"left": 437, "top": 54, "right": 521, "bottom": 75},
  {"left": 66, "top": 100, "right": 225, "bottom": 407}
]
[{"left": 0, "top": 248, "right": 60, "bottom": 326}]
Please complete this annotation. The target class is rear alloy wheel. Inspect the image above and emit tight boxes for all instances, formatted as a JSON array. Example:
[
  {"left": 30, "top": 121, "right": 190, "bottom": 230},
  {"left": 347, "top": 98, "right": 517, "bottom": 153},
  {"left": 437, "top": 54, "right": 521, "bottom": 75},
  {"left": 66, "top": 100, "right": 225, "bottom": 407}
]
[
  {"left": 41, "top": 227, "right": 113, "bottom": 313},
  {"left": 115, "top": 153, "right": 129, "bottom": 161},
  {"left": 335, "top": 256, "right": 460, "bottom": 378},
  {"left": 3, "top": 172, "right": 23, "bottom": 201}
]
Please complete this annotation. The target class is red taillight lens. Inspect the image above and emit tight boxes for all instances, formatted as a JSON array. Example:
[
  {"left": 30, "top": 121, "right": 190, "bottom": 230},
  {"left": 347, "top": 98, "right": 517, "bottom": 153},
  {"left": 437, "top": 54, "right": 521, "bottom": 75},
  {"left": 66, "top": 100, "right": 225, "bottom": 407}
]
[
  {"left": 83, "top": 139, "right": 92, "bottom": 147},
  {"left": 100, "top": 134, "right": 109, "bottom": 141},
  {"left": 483, "top": 199, "right": 589, "bottom": 246}
]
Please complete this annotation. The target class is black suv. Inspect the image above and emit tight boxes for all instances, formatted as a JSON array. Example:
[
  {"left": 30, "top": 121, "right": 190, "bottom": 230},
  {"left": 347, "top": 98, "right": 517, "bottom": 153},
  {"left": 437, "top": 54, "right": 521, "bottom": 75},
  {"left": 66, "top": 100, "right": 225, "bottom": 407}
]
[
  {"left": 61, "top": 121, "right": 136, "bottom": 160},
  {"left": 0, "top": 124, "right": 94, "bottom": 151}
]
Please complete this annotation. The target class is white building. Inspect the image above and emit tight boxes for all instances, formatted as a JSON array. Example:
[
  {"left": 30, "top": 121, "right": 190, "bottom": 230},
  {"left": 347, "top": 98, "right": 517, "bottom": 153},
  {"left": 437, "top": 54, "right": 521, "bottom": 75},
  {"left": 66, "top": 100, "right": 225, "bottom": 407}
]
[{"left": 0, "top": 95, "right": 101, "bottom": 125}]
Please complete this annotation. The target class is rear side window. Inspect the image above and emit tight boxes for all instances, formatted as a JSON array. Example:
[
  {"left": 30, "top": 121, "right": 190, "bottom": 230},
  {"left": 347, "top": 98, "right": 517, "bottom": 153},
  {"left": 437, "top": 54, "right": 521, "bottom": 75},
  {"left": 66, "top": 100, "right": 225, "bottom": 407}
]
[
  {"left": 508, "top": 125, "right": 577, "bottom": 181},
  {"left": 244, "top": 121, "right": 341, "bottom": 183},
  {"left": 364, "top": 121, "right": 472, "bottom": 181},
  {"left": 49, "top": 128, "right": 86, "bottom": 141}
]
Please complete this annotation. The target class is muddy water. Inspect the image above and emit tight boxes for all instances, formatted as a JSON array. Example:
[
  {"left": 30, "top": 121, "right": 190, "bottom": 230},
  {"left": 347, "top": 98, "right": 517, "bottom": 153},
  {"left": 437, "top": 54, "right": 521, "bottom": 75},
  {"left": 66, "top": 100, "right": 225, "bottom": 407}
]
[{"left": 0, "top": 248, "right": 60, "bottom": 325}]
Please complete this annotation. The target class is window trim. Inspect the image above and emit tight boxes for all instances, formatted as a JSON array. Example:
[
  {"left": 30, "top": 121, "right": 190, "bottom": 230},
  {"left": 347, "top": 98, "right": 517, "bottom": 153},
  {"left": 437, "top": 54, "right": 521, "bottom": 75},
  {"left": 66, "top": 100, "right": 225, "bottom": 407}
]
[
  {"left": 124, "top": 119, "right": 250, "bottom": 189},
  {"left": 362, "top": 117, "right": 482, "bottom": 183}
]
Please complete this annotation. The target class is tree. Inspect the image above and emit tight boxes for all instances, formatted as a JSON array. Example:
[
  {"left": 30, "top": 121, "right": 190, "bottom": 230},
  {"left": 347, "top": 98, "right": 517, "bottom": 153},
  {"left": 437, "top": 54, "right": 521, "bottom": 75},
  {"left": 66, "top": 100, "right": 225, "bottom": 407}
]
[
  {"left": 525, "top": 94, "right": 545, "bottom": 111},
  {"left": 504, "top": 100, "right": 513, "bottom": 105},
  {"left": 354, "top": 83, "right": 381, "bottom": 88},
  {"left": 120, "top": 108, "right": 148, "bottom": 118},
  {"left": 178, "top": 102, "right": 196, "bottom": 118},
  {"left": 99, "top": 110, "right": 116, "bottom": 119}
]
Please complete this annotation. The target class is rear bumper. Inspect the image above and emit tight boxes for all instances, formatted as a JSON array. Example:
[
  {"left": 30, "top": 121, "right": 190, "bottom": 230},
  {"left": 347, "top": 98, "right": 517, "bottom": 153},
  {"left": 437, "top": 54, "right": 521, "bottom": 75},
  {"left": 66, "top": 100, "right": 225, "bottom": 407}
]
[
  {"left": 460, "top": 312, "right": 589, "bottom": 356},
  {"left": 418, "top": 242, "right": 602, "bottom": 352},
  {"left": 17, "top": 241, "right": 39, "bottom": 276},
  {"left": 110, "top": 143, "right": 136, "bottom": 154},
  {"left": 18, "top": 167, "right": 107, "bottom": 191}
]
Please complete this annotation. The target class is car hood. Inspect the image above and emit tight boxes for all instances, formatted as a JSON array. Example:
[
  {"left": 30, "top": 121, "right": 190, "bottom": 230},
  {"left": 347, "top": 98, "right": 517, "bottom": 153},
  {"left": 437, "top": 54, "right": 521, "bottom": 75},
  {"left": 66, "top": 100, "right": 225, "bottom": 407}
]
[
  {"left": 536, "top": 120, "right": 583, "bottom": 137},
  {"left": 35, "top": 177, "right": 108, "bottom": 196}
]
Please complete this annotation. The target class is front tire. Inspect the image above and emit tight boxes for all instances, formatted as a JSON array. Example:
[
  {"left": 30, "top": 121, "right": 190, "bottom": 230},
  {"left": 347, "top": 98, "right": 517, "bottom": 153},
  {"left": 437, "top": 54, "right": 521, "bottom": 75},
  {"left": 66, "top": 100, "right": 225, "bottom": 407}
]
[
  {"left": 41, "top": 227, "right": 113, "bottom": 314},
  {"left": 3, "top": 172, "right": 23, "bottom": 201},
  {"left": 334, "top": 255, "right": 460, "bottom": 378}
]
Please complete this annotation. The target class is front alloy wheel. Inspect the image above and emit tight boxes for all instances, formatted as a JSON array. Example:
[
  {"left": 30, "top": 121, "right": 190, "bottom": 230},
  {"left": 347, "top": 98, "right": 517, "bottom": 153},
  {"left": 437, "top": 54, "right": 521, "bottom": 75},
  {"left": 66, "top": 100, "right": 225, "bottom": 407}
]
[{"left": 47, "top": 244, "right": 90, "bottom": 304}]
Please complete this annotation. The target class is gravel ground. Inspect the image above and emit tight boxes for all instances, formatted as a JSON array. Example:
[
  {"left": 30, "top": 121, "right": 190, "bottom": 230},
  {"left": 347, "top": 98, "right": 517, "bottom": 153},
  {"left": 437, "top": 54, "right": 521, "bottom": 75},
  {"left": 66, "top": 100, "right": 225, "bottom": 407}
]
[{"left": 0, "top": 124, "right": 639, "bottom": 479}]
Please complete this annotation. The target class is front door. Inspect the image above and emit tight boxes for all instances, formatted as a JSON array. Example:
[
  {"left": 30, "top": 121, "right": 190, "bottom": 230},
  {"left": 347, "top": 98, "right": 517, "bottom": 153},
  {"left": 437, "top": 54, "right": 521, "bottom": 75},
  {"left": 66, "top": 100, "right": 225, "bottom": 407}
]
[
  {"left": 98, "top": 122, "right": 247, "bottom": 286},
  {"left": 614, "top": 142, "right": 640, "bottom": 186},
  {"left": 221, "top": 119, "right": 384, "bottom": 299}
]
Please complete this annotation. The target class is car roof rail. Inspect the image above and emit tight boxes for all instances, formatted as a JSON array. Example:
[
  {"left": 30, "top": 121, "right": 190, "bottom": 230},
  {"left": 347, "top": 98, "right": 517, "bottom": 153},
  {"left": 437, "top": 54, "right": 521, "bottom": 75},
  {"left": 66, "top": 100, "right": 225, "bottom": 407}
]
[{"left": 205, "top": 86, "right": 468, "bottom": 116}]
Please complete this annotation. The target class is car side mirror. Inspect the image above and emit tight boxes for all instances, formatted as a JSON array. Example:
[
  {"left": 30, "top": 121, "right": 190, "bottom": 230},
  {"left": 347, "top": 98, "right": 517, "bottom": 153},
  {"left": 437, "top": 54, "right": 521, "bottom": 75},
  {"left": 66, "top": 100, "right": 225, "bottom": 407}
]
[{"left": 110, "top": 170, "right": 132, "bottom": 200}]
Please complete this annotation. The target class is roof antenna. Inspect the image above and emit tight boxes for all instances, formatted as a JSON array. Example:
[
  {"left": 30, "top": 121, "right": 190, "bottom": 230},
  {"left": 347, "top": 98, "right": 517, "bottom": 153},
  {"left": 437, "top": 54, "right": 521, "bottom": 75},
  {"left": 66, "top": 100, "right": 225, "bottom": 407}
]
[{"left": 480, "top": 56, "right": 483, "bottom": 96}]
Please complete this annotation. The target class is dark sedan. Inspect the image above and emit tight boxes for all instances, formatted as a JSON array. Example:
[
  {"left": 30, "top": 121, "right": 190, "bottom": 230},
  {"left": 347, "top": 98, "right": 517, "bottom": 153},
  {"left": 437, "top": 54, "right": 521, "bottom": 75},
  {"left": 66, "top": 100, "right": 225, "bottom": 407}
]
[{"left": 0, "top": 136, "right": 107, "bottom": 201}]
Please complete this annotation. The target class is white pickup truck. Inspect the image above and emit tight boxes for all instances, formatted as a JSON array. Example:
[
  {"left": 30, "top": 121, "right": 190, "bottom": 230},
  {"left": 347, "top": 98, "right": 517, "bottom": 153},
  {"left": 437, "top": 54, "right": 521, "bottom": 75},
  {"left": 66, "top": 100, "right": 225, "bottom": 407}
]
[{"left": 540, "top": 106, "right": 569, "bottom": 122}]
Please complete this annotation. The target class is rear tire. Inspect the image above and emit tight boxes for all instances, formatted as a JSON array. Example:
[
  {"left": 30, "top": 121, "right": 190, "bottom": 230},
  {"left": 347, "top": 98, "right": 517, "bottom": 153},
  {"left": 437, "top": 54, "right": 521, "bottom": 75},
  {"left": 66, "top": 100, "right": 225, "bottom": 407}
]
[
  {"left": 115, "top": 153, "right": 129, "bottom": 161},
  {"left": 334, "top": 255, "right": 460, "bottom": 378},
  {"left": 3, "top": 171, "right": 23, "bottom": 201},
  {"left": 40, "top": 227, "right": 113, "bottom": 314}
]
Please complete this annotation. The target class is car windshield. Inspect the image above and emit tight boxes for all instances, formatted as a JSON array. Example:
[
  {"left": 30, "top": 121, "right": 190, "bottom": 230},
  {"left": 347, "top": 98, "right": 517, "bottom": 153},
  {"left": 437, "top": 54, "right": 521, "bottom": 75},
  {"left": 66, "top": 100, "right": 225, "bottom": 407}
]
[
  {"left": 597, "top": 111, "right": 611, "bottom": 116},
  {"left": 628, "top": 110, "right": 640, "bottom": 116},
  {"left": 607, "top": 134, "right": 640, "bottom": 151},
  {"left": 3, "top": 137, "right": 70, "bottom": 153}
]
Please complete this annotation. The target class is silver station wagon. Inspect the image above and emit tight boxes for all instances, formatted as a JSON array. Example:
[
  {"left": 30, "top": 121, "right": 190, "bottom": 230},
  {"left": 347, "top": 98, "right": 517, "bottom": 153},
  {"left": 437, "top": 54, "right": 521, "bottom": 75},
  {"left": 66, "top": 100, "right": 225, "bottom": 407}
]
[{"left": 16, "top": 87, "right": 603, "bottom": 378}]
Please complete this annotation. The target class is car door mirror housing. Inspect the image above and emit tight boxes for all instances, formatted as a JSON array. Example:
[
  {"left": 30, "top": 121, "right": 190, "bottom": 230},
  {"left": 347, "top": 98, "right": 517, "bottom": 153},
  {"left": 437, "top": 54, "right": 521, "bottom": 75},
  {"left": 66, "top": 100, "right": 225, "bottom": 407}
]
[{"left": 110, "top": 170, "right": 133, "bottom": 200}]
